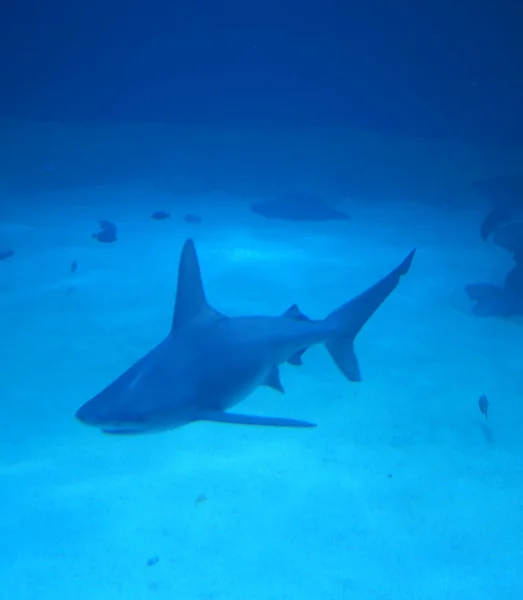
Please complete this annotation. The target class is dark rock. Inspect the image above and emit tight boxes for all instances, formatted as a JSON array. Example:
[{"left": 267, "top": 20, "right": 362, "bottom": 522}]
[{"left": 151, "top": 210, "right": 170, "bottom": 220}]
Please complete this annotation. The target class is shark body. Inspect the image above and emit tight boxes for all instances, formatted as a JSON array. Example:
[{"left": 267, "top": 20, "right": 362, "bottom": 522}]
[{"left": 75, "top": 239, "right": 415, "bottom": 434}]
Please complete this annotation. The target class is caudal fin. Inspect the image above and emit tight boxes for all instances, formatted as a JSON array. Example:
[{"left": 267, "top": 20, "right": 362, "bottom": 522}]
[{"left": 325, "top": 250, "right": 415, "bottom": 381}]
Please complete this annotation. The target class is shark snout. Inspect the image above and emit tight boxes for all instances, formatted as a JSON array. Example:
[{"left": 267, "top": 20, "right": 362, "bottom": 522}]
[
  {"left": 75, "top": 398, "right": 155, "bottom": 434},
  {"left": 75, "top": 401, "right": 102, "bottom": 427},
  {"left": 75, "top": 398, "right": 124, "bottom": 428}
]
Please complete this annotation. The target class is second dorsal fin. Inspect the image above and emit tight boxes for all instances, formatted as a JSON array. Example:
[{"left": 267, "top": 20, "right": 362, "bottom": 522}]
[{"left": 282, "top": 304, "right": 311, "bottom": 322}]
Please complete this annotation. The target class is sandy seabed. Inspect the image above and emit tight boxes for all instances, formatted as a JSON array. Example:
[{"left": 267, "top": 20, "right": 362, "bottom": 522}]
[{"left": 1, "top": 181, "right": 522, "bottom": 600}]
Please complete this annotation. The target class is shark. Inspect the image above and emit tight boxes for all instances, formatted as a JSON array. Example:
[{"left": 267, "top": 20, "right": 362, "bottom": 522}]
[{"left": 75, "top": 239, "right": 415, "bottom": 435}]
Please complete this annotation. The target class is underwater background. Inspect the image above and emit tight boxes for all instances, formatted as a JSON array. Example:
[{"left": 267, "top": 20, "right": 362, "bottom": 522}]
[{"left": 1, "top": 1, "right": 523, "bottom": 598}]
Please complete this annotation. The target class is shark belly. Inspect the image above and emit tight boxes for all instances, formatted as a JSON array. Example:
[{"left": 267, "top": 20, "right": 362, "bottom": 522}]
[
  {"left": 179, "top": 334, "right": 276, "bottom": 413},
  {"left": 183, "top": 316, "right": 331, "bottom": 414}
]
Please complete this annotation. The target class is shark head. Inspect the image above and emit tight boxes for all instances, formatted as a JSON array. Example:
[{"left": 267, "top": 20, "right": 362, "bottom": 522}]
[
  {"left": 75, "top": 398, "right": 154, "bottom": 434},
  {"left": 75, "top": 400, "right": 192, "bottom": 434},
  {"left": 74, "top": 360, "right": 200, "bottom": 435},
  {"left": 75, "top": 238, "right": 224, "bottom": 435},
  {"left": 74, "top": 339, "right": 204, "bottom": 435}
]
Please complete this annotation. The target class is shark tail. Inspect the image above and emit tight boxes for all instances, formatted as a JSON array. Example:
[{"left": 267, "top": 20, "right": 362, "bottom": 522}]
[{"left": 324, "top": 250, "right": 415, "bottom": 382}]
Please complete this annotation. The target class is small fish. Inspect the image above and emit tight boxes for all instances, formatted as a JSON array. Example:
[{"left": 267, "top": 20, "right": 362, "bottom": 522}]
[
  {"left": 184, "top": 213, "right": 202, "bottom": 224},
  {"left": 93, "top": 230, "right": 117, "bottom": 243},
  {"left": 98, "top": 219, "right": 117, "bottom": 233},
  {"left": 93, "top": 220, "right": 118, "bottom": 243},
  {"left": 70, "top": 260, "right": 78, "bottom": 273},
  {"left": 151, "top": 210, "right": 170, "bottom": 220},
  {"left": 478, "top": 394, "right": 489, "bottom": 420},
  {"left": 0, "top": 249, "right": 14, "bottom": 261},
  {"left": 194, "top": 493, "right": 207, "bottom": 506},
  {"left": 146, "top": 556, "right": 159, "bottom": 567}
]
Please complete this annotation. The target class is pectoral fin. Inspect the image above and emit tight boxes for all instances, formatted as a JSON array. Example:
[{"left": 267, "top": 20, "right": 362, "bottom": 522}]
[{"left": 197, "top": 410, "right": 316, "bottom": 428}]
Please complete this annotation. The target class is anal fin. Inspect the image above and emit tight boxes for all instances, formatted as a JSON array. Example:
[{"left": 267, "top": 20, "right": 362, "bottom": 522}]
[
  {"left": 263, "top": 366, "right": 285, "bottom": 392},
  {"left": 287, "top": 349, "right": 306, "bottom": 366},
  {"left": 197, "top": 410, "right": 316, "bottom": 428}
]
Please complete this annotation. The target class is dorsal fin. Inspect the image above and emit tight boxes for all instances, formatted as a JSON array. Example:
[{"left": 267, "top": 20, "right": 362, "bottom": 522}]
[
  {"left": 172, "top": 239, "right": 223, "bottom": 331},
  {"left": 282, "top": 304, "right": 311, "bottom": 322}
]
